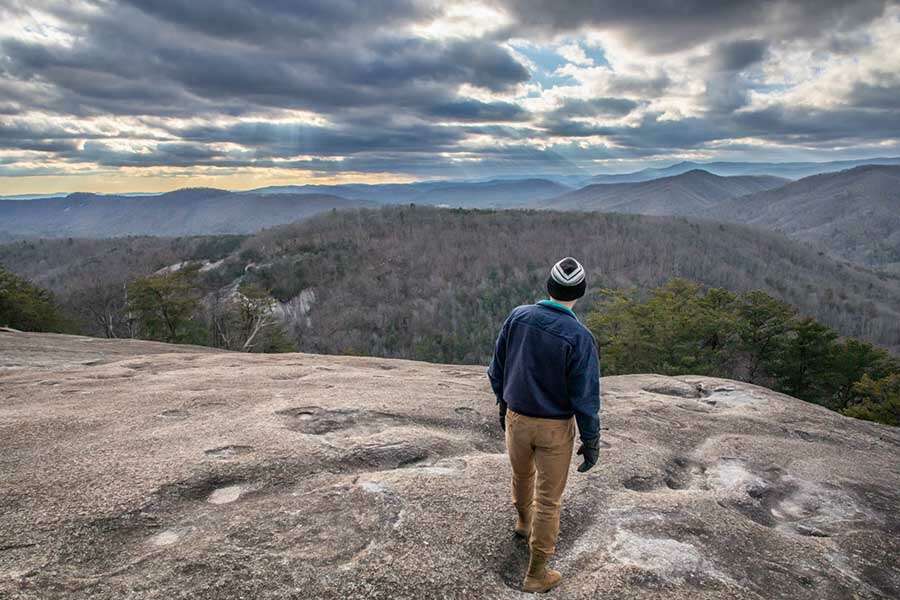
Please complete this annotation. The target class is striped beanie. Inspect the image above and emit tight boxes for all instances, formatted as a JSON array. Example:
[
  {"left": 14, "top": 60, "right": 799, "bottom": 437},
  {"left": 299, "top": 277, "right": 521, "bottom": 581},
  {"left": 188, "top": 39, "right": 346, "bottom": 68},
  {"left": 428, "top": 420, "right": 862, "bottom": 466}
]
[{"left": 547, "top": 257, "right": 586, "bottom": 301}]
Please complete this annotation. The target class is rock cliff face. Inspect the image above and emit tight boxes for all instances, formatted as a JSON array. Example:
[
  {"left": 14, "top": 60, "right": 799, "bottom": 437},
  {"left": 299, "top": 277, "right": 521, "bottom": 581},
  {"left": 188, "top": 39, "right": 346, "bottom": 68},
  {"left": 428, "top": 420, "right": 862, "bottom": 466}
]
[{"left": 1, "top": 332, "right": 898, "bottom": 599}]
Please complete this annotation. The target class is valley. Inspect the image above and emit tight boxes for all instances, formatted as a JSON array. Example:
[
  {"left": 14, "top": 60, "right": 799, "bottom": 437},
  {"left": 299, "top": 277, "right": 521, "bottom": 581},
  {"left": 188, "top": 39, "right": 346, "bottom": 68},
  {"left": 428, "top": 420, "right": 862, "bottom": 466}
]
[{"left": 4, "top": 206, "right": 899, "bottom": 360}]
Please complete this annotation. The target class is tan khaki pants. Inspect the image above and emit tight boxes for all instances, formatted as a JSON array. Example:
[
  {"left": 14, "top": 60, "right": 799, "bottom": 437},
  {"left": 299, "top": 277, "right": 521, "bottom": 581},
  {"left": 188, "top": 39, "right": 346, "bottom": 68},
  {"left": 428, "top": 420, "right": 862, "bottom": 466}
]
[{"left": 505, "top": 409, "right": 575, "bottom": 556}]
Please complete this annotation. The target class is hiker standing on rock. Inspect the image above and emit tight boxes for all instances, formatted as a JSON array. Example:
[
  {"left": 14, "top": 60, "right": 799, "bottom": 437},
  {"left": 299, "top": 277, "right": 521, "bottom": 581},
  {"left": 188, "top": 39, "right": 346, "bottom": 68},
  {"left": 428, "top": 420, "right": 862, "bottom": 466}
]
[{"left": 487, "top": 257, "right": 601, "bottom": 594}]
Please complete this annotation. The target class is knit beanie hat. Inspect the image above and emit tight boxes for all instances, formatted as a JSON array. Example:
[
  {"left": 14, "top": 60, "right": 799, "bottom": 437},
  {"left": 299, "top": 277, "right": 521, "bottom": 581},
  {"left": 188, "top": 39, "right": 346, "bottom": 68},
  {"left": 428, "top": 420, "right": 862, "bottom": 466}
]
[{"left": 547, "top": 257, "right": 586, "bottom": 301}]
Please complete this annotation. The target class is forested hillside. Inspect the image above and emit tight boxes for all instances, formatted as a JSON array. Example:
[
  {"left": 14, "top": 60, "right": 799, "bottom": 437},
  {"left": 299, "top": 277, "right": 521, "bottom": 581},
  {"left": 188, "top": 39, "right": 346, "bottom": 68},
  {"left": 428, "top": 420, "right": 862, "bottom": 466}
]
[
  {"left": 0, "top": 235, "right": 245, "bottom": 294},
  {"left": 550, "top": 165, "right": 900, "bottom": 269},
  {"left": 589, "top": 279, "right": 899, "bottom": 425},
  {"left": 3, "top": 207, "right": 899, "bottom": 361},
  {"left": 238, "top": 208, "right": 900, "bottom": 359},
  {"left": 713, "top": 165, "right": 900, "bottom": 269}
]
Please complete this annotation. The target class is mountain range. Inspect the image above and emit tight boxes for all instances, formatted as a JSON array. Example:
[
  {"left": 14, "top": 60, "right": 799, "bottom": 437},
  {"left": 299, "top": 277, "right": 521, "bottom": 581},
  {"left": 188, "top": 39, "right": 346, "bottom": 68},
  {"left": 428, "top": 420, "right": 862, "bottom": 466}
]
[
  {"left": 713, "top": 165, "right": 900, "bottom": 268},
  {"left": 0, "top": 179, "right": 570, "bottom": 240},
  {"left": 588, "top": 156, "right": 900, "bottom": 184},
  {"left": 8, "top": 156, "right": 899, "bottom": 203},
  {"left": 543, "top": 170, "right": 788, "bottom": 215},
  {"left": 2, "top": 162, "right": 898, "bottom": 270},
  {"left": 541, "top": 165, "right": 900, "bottom": 269},
  {"left": 247, "top": 177, "right": 570, "bottom": 207},
  {"left": 0, "top": 189, "right": 374, "bottom": 239}
]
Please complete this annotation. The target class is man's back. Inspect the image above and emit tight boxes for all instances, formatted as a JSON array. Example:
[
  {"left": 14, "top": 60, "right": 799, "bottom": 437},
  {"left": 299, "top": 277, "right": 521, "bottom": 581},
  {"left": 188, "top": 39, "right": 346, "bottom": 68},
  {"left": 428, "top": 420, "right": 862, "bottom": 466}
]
[{"left": 488, "top": 300, "right": 600, "bottom": 441}]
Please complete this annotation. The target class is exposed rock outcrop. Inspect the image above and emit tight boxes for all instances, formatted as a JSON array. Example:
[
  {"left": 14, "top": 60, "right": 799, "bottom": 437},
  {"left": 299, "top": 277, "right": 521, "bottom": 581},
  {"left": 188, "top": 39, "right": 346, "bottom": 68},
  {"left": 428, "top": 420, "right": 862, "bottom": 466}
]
[{"left": 1, "top": 332, "right": 898, "bottom": 599}]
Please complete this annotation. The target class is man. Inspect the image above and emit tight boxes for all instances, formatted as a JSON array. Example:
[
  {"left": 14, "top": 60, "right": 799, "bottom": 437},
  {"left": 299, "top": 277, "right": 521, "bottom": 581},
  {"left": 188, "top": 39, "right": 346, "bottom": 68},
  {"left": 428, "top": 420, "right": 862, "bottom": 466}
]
[{"left": 487, "top": 257, "right": 601, "bottom": 594}]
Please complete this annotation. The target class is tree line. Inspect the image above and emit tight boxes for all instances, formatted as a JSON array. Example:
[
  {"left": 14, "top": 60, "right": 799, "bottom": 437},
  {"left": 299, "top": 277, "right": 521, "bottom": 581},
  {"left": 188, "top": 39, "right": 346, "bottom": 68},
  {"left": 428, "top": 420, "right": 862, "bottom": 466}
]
[
  {"left": 0, "top": 263, "right": 294, "bottom": 353},
  {"left": 2, "top": 264, "right": 896, "bottom": 426},
  {"left": 587, "top": 279, "right": 899, "bottom": 425}
]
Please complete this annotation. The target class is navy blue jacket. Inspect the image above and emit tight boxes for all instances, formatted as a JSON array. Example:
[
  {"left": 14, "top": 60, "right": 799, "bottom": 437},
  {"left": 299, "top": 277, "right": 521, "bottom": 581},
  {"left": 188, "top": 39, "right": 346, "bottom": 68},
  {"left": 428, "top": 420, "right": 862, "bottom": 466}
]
[{"left": 487, "top": 301, "right": 601, "bottom": 442}]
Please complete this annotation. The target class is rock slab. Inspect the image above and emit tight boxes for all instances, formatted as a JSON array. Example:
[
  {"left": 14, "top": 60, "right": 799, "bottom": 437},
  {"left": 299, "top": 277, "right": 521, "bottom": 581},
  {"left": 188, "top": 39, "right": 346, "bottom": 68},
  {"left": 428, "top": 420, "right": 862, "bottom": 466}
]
[{"left": 1, "top": 331, "right": 898, "bottom": 599}]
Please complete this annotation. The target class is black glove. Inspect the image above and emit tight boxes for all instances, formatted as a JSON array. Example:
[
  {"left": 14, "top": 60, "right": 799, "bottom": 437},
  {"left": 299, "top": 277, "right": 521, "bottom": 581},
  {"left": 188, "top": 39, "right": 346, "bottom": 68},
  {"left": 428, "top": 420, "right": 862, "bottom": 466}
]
[
  {"left": 498, "top": 400, "right": 508, "bottom": 431},
  {"left": 576, "top": 437, "right": 600, "bottom": 472}
]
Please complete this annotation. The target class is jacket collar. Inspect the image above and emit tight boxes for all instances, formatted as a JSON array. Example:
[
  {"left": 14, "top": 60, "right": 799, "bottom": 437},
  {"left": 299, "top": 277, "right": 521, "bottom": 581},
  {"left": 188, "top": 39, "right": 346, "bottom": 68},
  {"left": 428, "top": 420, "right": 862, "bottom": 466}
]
[{"left": 537, "top": 299, "right": 577, "bottom": 319}]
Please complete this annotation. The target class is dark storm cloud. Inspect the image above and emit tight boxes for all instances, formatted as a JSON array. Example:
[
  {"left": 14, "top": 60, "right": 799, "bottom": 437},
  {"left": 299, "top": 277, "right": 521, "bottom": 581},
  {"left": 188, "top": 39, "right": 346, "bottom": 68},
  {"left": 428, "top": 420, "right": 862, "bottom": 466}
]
[
  {"left": 538, "top": 97, "right": 639, "bottom": 138},
  {"left": 78, "top": 141, "right": 225, "bottom": 167},
  {"left": 846, "top": 80, "right": 900, "bottom": 110},
  {"left": 69, "top": 140, "right": 588, "bottom": 178},
  {"left": 143, "top": 36, "right": 529, "bottom": 112},
  {"left": 567, "top": 114, "right": 725, "bottom": 147},
  {"left": 0, "top": 120, "right": 102, "bottom": 154},
  {"left": 702, "top": 39, "right": 768, "bottom": 112},
  {"left": 704, "top": 76, "right": 754, "bottom": 113},
  {"left": 428, "top": 100, "right": 530, "bottom": 122},
  {"left": 0, "top": 118, "right": 171, "bottom": 157},
  {"left": 0, "top": 36, "right": 214, "bottom": 117},
  {"left": 492, "top": 0, "right": 895, "bottom": 147},
  {"left": 538, "top": 117, "right": 611, "bottom": 139},
  {"left": 0, "top": 1, "right": 539, "bottom": 177},
  {"left": 713, "top": 39, "right": 768, "bottom": 72},
  {"left": 1, "top": 0, "right": 898, "bottom": 181},
  {"left": 825, "top": 32, "right": 873, "bottom": 55},
  {"left": 0, "top": 121, "right": 79, "bottom": 142},
  {"left": 492, "top": 0, "right": 892, "bottom": 53},
  {"left": 119, "top": 0, "right": 437, "bottom": 43},
  {"left": 171, "top": 121, "right": 466, "bottom": 156},
  {"left": 733, "top": 106, "right": 900, "bottom": 143},
  {"left": 7, "top": 139, "right": 79, "bottom": 153},
  {"left": 0, "top": 2, "right": 528, "bottom": 119},
  {"left": 605, "top": 73, "right": 672, "bottom": 98},
  {"left": 557, "top": 105, "right": 900, "bottom": 151}
]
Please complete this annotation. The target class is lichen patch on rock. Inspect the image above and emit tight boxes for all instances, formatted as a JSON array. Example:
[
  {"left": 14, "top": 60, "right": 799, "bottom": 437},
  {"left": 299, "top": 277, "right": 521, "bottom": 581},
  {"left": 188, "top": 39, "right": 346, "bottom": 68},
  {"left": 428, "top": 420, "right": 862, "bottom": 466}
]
[{"left": 207, "top": 485, "right": 243, "bottom": 505}]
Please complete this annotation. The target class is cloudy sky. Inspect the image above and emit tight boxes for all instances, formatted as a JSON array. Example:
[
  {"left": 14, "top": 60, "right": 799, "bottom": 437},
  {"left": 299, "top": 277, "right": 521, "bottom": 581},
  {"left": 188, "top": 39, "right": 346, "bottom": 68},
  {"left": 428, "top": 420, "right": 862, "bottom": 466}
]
[{"left": 2, "top": 0, "right": 900, "bottom": 193}]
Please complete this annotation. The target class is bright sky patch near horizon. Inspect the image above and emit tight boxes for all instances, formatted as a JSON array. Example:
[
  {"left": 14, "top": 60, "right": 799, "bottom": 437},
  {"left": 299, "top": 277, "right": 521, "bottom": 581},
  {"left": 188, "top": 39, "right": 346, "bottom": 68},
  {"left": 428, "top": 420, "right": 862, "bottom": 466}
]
[{"left": 1, "top": 0, "right": 899, "bottom": 194}]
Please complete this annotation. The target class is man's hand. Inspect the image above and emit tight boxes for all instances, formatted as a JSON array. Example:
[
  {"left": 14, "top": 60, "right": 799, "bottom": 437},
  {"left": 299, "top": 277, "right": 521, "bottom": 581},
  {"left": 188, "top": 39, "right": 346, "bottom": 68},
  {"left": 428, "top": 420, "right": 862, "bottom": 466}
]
[
  {"left": 498, "top": 400, "right": 508, "bottom": 431},
  {"left": 576, "top": 437, "right": 600, "bottom": 472}
]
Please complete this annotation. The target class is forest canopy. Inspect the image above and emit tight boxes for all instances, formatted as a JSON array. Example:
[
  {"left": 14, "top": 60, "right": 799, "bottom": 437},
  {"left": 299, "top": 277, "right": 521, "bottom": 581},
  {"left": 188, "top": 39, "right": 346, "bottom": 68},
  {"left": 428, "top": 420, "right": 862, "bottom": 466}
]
[
  {"left": 0, "top": 265, "right": 69, "bottom": 333},
  {"left": 587, "top": 280, "right": 899, "bottom": 426}
]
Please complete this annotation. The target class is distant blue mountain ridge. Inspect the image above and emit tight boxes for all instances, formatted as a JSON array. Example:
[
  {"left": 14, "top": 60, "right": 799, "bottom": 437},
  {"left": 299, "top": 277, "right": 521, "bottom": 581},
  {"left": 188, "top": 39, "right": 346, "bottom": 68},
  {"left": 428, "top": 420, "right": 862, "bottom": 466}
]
[
  {"left": 3, "top": 156, "right": 898, "bottom": 202},
  {"left": 588, "top": 156, "right": 900, "bottom": 184}
]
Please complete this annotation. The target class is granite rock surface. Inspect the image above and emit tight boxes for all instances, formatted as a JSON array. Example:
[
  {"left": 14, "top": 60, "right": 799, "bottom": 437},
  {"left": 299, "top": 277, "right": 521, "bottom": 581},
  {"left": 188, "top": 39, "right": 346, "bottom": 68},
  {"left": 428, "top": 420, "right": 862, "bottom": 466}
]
[{"left": 1, "top": 331, "right": 898, "bottom": 599}]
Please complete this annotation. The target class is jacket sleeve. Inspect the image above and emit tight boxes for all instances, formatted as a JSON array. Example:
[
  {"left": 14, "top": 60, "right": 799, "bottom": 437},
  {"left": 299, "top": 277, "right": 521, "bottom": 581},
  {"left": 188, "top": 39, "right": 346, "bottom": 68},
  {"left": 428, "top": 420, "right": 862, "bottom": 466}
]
[
  {"left": 567, "top": 332, "right": 601, "bottom": 442},
  {"left": 487, "top": 313, "right": 511, "bottom": 403}
]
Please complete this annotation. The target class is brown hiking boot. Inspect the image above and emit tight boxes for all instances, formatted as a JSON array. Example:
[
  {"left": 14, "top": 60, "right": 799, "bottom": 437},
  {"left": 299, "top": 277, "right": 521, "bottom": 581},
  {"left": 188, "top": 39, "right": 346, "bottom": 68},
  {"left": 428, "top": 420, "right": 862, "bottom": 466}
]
[{"left": 522, "top": 551, "right": 562, "bottom": 593}]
